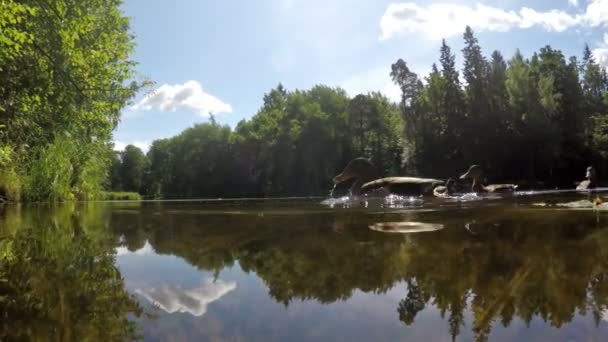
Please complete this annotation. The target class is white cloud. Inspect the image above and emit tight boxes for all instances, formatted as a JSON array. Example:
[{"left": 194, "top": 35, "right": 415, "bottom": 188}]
[
  {"left": 380, "top": 0, "right": 608, "bottom": 40},
  {"left": 135, "top": 279, "right": 237, "bottom": 316},
  {"left": 113, "top": 140, "right": 151, "bottom": 153},
  {"left": 569, "top": 0, "right": 579, "bottom": 7},
  {"left": 594, "top": 48, "right": 608, "bottom": 67},
  {"left": 593, "top": 33, "right": 608, "bottom": 68},
  {"left": 585, "top": 0, "right": 608, "bottom": 26},
  {"left": 131, "top": 80, "right": 232, "bottom": 116},
  {"left": 341, "top": 66, "right": 402, "bottom": 103}
]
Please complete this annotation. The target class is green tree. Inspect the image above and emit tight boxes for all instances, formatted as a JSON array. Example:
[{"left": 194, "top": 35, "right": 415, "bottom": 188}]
[
  {"left": 118, "top": 145, "right": 147, "bottom": 193},
  {"left": 462, "top": 26, "right": 492, "bottom": 167},
  {"left": 0, "top": 0, "right": 143, "bottom": 201}
]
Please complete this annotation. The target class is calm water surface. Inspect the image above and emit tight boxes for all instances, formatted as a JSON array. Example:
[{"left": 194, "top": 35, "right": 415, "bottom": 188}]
[{"left": 3, "top": 193, "right": 608, "bottom": 341}]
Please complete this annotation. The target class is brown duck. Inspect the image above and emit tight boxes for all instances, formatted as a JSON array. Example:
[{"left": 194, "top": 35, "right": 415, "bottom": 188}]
[
  {"left": 576, "top": 166, "right": 597, "bottom": 190},
  {"left": 333, "top": 158, "right": 445, "bottom": 197},
  {"left": 432, "top": 178, "right": 456, "bottom": 198},
  {"left": 459, "top": 165, "right": 517, "bottom": 193}
]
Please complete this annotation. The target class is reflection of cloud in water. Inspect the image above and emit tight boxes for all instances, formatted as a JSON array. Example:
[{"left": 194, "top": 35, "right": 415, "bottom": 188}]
[
  {"left": 369, "top": 221, "right": 444, "bottom": 234},
  {"left": 135, "top": 279, "right": 237, "bottom": 316},
  {"left": 602, "top": 309, "right": 608, "bottom": 322},
  {"left": 116, "top": 241, "right": 155, "bottom": 256}
]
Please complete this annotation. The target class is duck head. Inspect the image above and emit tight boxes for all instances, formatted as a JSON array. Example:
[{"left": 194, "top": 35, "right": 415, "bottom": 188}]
[
  {"left": 586, "top": 166, "right": 598, "bottom": 189},
  {"left": 460, "top": 165, "right": 483, "bottom": 181},
  {"left": 333, "top": 158, "right": 378, "bottom": 195},
  {"left": 460, "top": 165, "right": 485, "bottom": 192},
  {"left": 586, "top": 166, "right": 597, "bottom": 182},
  {"left": 434, "top": 178, "right": 456, "bottom": 196},
  {"left": 445, "top": 178, "right": 456, "bottom": 192}
]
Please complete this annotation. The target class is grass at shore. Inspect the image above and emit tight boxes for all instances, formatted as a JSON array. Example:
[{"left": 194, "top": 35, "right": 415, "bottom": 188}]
[{"left": 99, "top": 191, "right": 142, "bottom": 201}]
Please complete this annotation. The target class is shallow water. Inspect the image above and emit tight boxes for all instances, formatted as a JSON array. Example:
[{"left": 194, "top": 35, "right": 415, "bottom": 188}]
[{"left": 3, "top": 193, "right": 608, "bottom": 341}]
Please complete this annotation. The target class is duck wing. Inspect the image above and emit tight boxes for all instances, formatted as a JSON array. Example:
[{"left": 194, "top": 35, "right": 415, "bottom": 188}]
[
  {"left": 576, "top": 180, "right": 593, "bottom": 190},
  {"left": 362, "top": 177, "right": 444, "bottom": 196},
  {"left": 433, "top": 185, "right": 449, "bottom": 197},
  {"left": 484, "top": 184, "right": 517, "bottom": 193}
]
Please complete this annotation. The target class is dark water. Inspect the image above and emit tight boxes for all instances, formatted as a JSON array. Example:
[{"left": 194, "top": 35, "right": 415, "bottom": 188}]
[{"left": 3, "top": 193, "right": 608, "bottom": 341}]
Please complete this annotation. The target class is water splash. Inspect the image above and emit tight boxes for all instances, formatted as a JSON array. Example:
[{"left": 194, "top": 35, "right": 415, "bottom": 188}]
[
  {"left": 329, "top": 183, "right": 337, "bottom": 198},
  {"left": 515, "top": 187, "right": 608, "bottom": 197},
  {"left": 321, "top": 186, "right": 608, "bottom": 209},
  {"left": 321, "top": 194, "right": 424, "bottom": 209}
]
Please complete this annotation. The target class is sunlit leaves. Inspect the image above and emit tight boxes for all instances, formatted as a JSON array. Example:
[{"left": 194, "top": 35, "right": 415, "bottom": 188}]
[{"left": 0, "top": 0, "right": 142, "bottom": 201}]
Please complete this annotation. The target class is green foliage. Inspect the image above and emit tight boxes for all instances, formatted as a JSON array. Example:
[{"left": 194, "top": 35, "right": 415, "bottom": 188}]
[
  {"left": 109, "top": 145, "right": 148, "bottom": 194},
  {"left": 0, "top": 1, "right": 35, "bottom": 62},
  {"left": 99, "top": 191, "right": 142, "bottom": 201},
  {"left": 141, "top": 85, "right": 402, "bottom": 198},
  {"left": 0, "top": 169, "right": 20, "bottom": 201},
  {"left": 0, "top": 145, "right": 20, "bottom": 200},
  {"left": 592, "top": 115, "right": 608, "bottom": 158},
  {"left": 23, "top": 135, "right": 113, "bottom": 202},
  {"left": 0, "top": 145, "right": 12, "bottom": 167},
  {"left": 72, "top": 142, "right": 112, "bottom": 200},
  {"left": 0, "top": 0, "right": 142, "bottom": 202},
  {"left": 25, "top": 135, "right": 74, "bottom": 202},
  {"left": 392, "top": 26, "right": 608, "bottom": 184}
]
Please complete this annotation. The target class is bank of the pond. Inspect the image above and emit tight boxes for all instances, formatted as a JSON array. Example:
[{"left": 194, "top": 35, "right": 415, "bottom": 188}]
[{"left": 99, "top": 192, "right": 143, "bottom": 201}]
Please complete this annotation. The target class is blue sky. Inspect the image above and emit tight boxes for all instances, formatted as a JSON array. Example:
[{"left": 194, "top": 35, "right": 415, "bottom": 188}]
[{"left": 114, "top": 0, "right": 608, "bottom": 152}]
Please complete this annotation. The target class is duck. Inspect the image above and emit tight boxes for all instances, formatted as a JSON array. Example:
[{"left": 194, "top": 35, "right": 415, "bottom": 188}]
[
  {"left": 459, "top": 165, "right": 517, "bottom": 193},
  {"left": 333, "top": 158, "right": 445, "bottom": 197},
  {"left": 432, "top": 178, "right": 456, "bottom": 198},
  {"left": 576, "top": 166, "right": 597, "bottom": 190}
]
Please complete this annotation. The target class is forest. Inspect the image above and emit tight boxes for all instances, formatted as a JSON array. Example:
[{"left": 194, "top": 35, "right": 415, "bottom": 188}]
[
  {"left": 111, "top": 26, "right": 608, "bottom": 199},
  {"left": 2, "top": 0, "right": 608, "bottom": 201}
]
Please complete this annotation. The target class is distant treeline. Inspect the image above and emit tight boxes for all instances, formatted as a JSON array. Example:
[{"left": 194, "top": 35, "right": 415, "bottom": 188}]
[
  {"left": 110, "top": 89, "right": 403, "bottom": 198},
  {"left": 111, "top": 28, "right": 608, "bottom": 199}
]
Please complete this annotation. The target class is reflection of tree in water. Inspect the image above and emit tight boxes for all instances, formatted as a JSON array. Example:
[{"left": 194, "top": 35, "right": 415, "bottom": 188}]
[
  {"left": 0, "top": 204, "right": 143, "bottom": 341},
  {"left": 111, "top": 205, "right": 608, "bottom": 341},
  {"left": 396, "top": 210, "right": 608, "bottom": 342},
  {"left": 397, "top": 280, "right": 427, "bottom": 325}
]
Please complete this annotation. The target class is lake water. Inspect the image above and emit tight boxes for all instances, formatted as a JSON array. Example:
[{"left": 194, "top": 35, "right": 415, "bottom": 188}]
[{"left": 3, "top": 193, "right": 608, "bottom": 341}]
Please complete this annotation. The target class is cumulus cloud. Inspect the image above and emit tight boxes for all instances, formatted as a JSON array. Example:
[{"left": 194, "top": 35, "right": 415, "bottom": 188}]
[
  {"left": 131, "top": 80, "right": 232, "bottom": 116},
  {"left": 380, "top": 0, "right": 608, "bottom": 40},
  {"left": 569, "top": 0, "right": 579, "bottom": 7},
  {"left": 113, "top": 141, "right": 151, "bottom": 153},
  {"left": 593, "top": 33, "right": 608, "bottom": 68},
  {"left": 135, "top": 279, "right": 237, "bottom": 316},
  {"left": 585, "top": 0, "right": 608, "bottom": 26}
]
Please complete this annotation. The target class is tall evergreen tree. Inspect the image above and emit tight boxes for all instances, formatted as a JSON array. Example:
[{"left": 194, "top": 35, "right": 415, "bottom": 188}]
[
  {"left": 439, "top": 39, "right": 466, "bottom": 171},
  {"left": 462, "top": 26, "right": 493, "bottom": 168}
]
